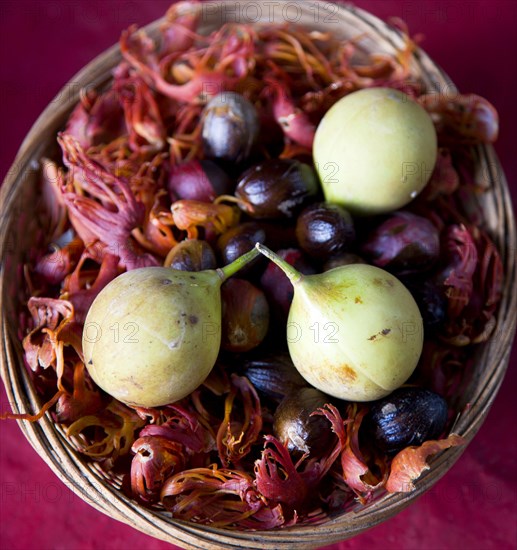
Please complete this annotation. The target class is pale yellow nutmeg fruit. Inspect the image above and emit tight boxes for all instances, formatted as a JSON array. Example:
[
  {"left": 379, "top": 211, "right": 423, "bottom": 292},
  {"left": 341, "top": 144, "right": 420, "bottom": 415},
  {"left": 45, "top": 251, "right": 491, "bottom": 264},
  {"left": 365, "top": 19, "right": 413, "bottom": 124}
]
[{"left": 313, "top": 87, "right": 437, "bottom": 215}]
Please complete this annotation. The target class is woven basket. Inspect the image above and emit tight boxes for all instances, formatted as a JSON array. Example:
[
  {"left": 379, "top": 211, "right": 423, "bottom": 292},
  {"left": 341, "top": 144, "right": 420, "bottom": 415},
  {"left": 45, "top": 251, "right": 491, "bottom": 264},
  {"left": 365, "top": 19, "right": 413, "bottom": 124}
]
[{"left": 1, "top": 1, "right": 515, "bottom": 548}]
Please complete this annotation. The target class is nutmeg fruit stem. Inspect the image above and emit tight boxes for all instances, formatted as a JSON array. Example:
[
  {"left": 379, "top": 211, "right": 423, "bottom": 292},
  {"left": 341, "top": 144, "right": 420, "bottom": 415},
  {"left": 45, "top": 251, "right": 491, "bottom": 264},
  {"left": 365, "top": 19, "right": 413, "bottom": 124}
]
[
  {"left": 255, "top": 243, "right": 303, "bottom": 285},
  {"left": 216, "top": 246, "right": 260, "bottom": 282}
]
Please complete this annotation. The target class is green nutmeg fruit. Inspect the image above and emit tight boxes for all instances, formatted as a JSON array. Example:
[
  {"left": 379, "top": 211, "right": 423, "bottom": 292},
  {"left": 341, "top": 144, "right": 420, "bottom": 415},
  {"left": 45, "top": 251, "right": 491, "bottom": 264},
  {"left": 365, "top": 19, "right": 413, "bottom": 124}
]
[
  {"left": 82, "top": 248, "right": 259, "bottom": 408},
  {"left": 256, "top": 244, "right": 424, "bottom": 401},
  {"left": 313, "top": 87, "right": 437, "bottom": 215}
]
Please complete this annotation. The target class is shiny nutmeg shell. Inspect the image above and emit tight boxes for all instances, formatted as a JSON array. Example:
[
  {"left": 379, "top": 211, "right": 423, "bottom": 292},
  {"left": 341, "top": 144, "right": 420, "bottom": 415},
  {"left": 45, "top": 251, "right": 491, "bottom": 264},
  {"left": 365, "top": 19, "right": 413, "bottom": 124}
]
[
  {"left": 165, "top": 239, "right": 217, "bottom": 272},
  {"left": 217, "top": 222, "right": 266, "bottom": 271},
  {"left": 221, "top": 278, "right": 270, "bottom": 353},
  {"left": 364, "top": 387, "right": 448, "bottom": 454},
  {"left": 295, "top": 202, "right": 355, "bottom": 260},
  {"left": 235, "top": 159, "right": 319, "bottom": 219},
  {"left": 273, "top": 387, "right": 335, "bottom": 456},
  {"left": 240, "top": 351, "right": 307, "bottom": 402},
  {"left": 202, "top": 92, "right": 259, "bottom": 163}
]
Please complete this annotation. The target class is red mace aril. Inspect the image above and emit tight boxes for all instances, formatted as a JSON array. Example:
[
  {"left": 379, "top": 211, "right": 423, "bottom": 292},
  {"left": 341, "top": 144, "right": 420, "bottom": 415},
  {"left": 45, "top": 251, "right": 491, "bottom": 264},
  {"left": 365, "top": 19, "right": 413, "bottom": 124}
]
[{"left": 167, "top": 158, "right": 232, "bottom": 202}]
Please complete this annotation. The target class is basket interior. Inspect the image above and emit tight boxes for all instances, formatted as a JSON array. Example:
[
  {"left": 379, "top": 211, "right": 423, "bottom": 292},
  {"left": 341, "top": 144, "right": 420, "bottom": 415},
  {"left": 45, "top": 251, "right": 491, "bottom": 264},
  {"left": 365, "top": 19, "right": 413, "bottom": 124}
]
[{"left": 1, "top": 2, "right": 516, "bottom": 549}]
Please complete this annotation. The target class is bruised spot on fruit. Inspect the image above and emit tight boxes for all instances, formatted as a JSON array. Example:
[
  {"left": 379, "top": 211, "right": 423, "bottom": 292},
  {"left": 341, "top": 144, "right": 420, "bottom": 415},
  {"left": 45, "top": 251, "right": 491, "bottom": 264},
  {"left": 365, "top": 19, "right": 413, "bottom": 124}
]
[
  {"left": 340, "top": 364, "right": 357, "bottom": 382},
  {"left": 87, "top": 359, "right": 93, "bottom": 365},
  {"left": 161, "top": 279, "right": 172, "bottom": 285},
  {"left": 314, "top": 368, "right": 329, "bottom": 386},
  {"left": 355, "top": 296, "right": 363, "bottom": 304},
  {"left": 368, "top": 328, "right": 391, "bottom": 341},
  {"left": 372, "top": 277, "right": 395, "bottom": 289},
  {"left": 189, "top": 315, "right": 199, "bottom": 325}
]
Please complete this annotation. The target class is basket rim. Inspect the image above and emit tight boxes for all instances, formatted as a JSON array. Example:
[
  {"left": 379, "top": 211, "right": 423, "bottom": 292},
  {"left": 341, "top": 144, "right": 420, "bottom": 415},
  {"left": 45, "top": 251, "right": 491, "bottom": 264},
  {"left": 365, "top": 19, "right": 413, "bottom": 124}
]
[{"left": 1, "top": 1, "right": 516, "bottom": 548}]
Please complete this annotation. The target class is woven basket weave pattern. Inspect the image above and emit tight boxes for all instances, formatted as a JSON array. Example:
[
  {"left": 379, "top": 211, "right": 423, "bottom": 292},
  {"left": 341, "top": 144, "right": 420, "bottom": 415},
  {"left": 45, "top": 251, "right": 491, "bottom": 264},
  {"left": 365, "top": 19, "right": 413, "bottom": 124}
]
[{"left": 1, "top": 2, "right": 515, "bottom": 549}]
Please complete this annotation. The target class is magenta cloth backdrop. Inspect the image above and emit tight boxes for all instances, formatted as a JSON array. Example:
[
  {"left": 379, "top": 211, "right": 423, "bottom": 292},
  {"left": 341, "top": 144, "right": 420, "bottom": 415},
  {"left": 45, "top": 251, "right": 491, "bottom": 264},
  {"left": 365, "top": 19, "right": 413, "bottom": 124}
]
[{"left": 1, "top": 1, "right": 516, "bottom": 549}]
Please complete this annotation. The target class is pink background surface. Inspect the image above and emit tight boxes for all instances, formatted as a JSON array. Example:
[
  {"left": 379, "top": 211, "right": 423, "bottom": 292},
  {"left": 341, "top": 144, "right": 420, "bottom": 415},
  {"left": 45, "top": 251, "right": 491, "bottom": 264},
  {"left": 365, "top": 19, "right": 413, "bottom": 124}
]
[{"left": 0, "top": 1, "right": 516, "bottom": 549}]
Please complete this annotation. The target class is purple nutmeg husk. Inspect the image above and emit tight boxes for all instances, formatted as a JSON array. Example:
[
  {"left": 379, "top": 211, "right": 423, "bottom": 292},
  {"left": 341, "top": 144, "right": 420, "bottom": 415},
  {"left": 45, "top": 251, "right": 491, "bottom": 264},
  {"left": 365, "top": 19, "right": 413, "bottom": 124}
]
[
  {"left": 361, "top": 211, "right": 440, "bottom": 275},
  {"left": 167, "top": 158, "right": 232, "bottom": 203}
]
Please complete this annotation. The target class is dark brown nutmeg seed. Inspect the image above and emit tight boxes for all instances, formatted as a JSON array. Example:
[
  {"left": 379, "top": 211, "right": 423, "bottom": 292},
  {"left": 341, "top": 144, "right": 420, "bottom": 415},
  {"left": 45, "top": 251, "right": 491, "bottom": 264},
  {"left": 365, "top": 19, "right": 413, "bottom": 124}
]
[
  {"left": 364, "top": 387, "right": 448, "bottom": 454},
  {"left": 295, "top": 202, "right": 355, "bottom": 260},
  {"left": 217, "top": 222, "right": 266, "bottom": 266},
  {"left": 240, "top": 351, "right": 307, "bottom": 401},
  {"left": 235, "top": 159, "right": 319, "bottom": 219},
  {"left": 165, "top": 239, "right": 217, "bottom": 272},
  {"left": 202, "top": 92, "right": 259, "bottom": 163},
  {"left": 221, "top": 278, "right": 270, "bottom": 353},
  {"left": 273, "top": 387, "right": 335, "bottom": 456}
]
